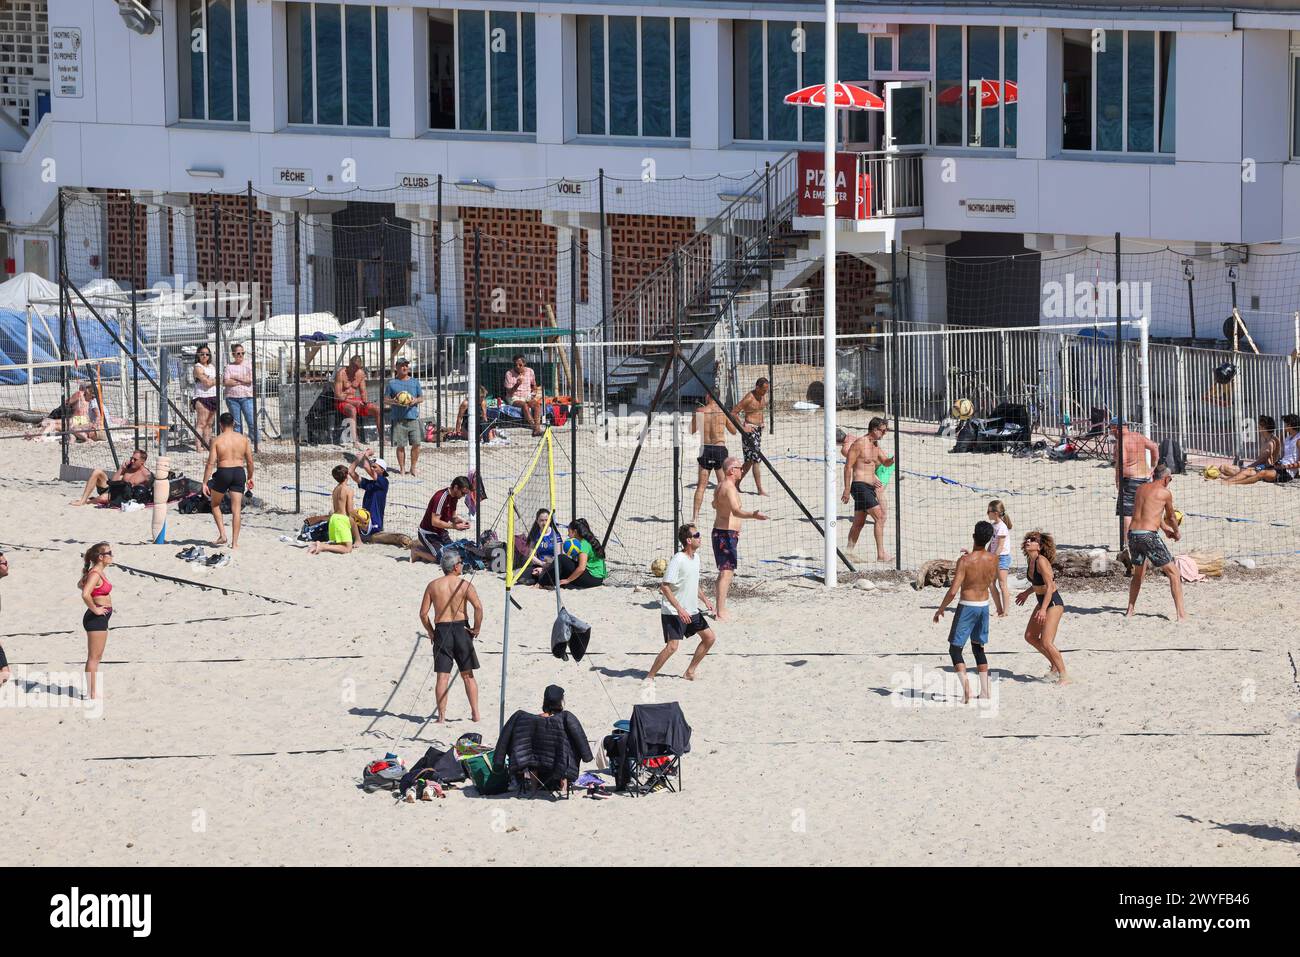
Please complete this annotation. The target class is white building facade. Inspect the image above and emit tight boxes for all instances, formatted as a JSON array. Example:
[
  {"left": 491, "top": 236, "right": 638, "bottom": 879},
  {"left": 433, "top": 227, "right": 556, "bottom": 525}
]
[{"left": 3, "top": 0, "right": 1300, "bottom": 346}]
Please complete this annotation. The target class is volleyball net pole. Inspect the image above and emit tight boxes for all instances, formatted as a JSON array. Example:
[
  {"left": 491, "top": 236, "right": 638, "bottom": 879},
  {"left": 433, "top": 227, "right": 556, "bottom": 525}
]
[{"left": 500, "top": 427, "right": 557, "bottom": 733}]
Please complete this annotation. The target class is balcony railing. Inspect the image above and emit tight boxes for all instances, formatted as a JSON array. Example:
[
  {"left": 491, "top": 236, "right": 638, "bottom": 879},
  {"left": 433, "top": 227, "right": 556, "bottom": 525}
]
[{"left": 856, "top": 150, "right": 924, "bottom": 218}]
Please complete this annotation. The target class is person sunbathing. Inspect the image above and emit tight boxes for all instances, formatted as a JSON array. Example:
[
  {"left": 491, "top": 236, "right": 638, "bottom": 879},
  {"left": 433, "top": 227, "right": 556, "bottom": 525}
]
[{"left": 70, "top": 448, "right": 153, "bottom": 506}]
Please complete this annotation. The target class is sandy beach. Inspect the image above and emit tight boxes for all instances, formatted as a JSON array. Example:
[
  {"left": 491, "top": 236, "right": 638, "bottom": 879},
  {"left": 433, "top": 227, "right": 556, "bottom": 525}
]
[{"left": 1, "top": 430, "right": 1297, "bottom": 867}]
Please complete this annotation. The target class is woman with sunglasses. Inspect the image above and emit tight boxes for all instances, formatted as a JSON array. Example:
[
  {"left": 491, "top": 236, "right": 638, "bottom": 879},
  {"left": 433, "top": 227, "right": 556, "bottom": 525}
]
[
  {"left": 1013, "top": 530, "right": 1070, "bottom": 686},
  {"left": 223, "top": 343, "right": 255, "bottom": 437},
  {"left": 192, "top": 345, "right": 218, "bottom": 446},
  {"left": 79, "top": 542, "right": 115, "bottom": 699}
]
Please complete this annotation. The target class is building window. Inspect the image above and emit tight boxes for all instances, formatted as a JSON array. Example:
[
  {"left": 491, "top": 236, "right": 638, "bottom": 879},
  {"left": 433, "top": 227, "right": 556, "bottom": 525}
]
[
  {"left": 178, "top": 0, "right": 250, "bottom": 122},
  {"left": 733, "top": 20, "right": 869, "bottom": 143},
  {"left": 871, "top": 24, "right": 931, "bottom": 76},
  {"left": 431, "top": 10, "right": 534, "bottom": 132},
  {"left": 578, "top": 15, "right": 689, "bottom": 138},
  {"left": 287, "top": 3, "right": 389, "bottom": 127},
  {"left": 1062, "top": 28, "right": 1175, "bottom": 154},
  {"left": 935, "top": 25, "right": 1017, "bottom": 149}
]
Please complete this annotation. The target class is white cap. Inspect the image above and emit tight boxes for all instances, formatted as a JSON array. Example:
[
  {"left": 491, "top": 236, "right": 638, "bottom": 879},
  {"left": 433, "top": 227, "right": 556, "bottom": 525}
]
[{"left": 373, "top": 458, "right": 389, "bottom": 472}]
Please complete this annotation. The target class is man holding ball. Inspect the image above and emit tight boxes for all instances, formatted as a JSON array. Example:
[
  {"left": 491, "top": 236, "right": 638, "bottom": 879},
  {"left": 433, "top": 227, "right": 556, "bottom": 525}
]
[{"left": 384, "top": 357, "right": 423, "bottom": 476}]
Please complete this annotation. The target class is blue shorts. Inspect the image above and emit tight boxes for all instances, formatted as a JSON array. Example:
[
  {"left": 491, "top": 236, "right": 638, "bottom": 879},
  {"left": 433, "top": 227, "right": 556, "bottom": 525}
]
[
  {"left": 948, "top": 602, "right": 990, "bottom": 648},
  {"left": 998, "top": 554, "right": 1011, "bottom": 570}
]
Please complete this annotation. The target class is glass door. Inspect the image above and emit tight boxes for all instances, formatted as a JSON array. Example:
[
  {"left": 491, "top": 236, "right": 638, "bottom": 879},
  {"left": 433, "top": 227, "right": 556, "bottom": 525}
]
[{"left": 884, "top": 80, "right": 929, "bottom": 149}]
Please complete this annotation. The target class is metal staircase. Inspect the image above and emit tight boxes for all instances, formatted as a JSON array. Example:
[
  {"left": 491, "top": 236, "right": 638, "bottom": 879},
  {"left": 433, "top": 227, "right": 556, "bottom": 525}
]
[{"left": 597, "top": 151, "right": 805, "bottom": 408}]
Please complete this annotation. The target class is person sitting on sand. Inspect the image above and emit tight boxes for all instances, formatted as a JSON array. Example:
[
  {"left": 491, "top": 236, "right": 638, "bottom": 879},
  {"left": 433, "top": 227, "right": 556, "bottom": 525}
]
[
  {"left": 71, "top": 448, "right": 153, "bottom": 507},
  {"left": 647, "top": 523, "right": 718, "bottom": 682},
  {"left": 202, "top": 412, "right": 254, "bottom": 550},
  {"left": 445, "top": 387, "right": 496, "bottom": 442},
  {"left": 303, "top": 451, "right": 410, "bottom": 548},
  {"left": 514, "top": 508, "right": 563, "bottom": 572},
  {"left": 411, "top": 477, "right": 472, "bottom": 563},
  {"left": 1014, "top": 530, "right": 1071, "bottom": 683},
  {"left": 1125, "top": 465, "right": 1188, "bottom": 622},
  {"left": 309, "top": 464, "right": 362, "bottom": 555},
  {"left": 419, "top": 548, "right": 484, "bottom": 724},
  {"left": 532, "top": 518, "right": 608, "bottom": 589},
  {"left": 933, "top": 521, "right": 998, "bottom": 704},
  {"left": 36, "top": 383, "right": 103, "bottom": 443},
  {"left": 1217, "top": 415, "right": 1281, "bottom": 485}
]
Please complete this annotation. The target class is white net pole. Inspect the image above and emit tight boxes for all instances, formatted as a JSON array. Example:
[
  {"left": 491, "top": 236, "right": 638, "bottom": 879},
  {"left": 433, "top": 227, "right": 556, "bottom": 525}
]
[{"left": 823, "top": 0, "right": 839, "bottom": 589}]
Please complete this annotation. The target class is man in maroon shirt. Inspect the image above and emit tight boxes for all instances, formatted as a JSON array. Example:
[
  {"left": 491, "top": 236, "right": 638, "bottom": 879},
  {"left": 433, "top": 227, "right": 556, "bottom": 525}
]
[{"left": 411, "top": 476, "right": 472, "bottom": 564}]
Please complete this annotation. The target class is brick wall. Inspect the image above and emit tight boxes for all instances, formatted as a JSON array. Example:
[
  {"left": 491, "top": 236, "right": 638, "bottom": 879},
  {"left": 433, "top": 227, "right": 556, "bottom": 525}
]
[
  {"left": 607, "top": 213, "right": 697, "bottom": 313},
  {"left": 460, "top": 207, "right": 557, "bottom": 330},
  {"left": 190, "top": 193, "right": 273, "bottom": 296},
  {"left": 101, "top": 189, "right": 148, "bottom": 288},
  {"left": 792, "top": 254, "right": 880, "bottom": 330}
]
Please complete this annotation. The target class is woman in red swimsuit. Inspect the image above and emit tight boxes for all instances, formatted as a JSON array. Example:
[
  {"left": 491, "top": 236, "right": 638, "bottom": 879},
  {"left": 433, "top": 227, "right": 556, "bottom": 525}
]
[{"left": 79, "top": 542, "right": 114, "bottom": 700}]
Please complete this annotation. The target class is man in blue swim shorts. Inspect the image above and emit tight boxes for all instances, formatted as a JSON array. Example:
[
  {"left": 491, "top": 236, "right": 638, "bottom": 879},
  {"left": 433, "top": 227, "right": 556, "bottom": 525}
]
[{"left": 933, "top": 521, "right": 998, "bottom": 704}]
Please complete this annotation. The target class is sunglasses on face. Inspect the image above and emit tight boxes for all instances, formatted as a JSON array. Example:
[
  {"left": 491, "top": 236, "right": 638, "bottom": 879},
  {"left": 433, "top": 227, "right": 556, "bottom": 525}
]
[{"left": 687, "top": 532, "right": 701, "bottom": 539}]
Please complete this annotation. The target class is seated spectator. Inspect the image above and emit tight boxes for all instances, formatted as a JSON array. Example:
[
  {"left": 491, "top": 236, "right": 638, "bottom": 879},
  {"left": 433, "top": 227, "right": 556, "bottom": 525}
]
[
  {"left": 493, "top": 684, "right": 593, "bottom": 796},
  {"left": 1219, "top": 415, "right": 1281, "bottom": 485},
  {"left": 504, "top": 354, "right": 544, "bottom": 437},
  {"left": 33, "top": 383, "right": 103, "bottom": 443},
  {"left": 513, "top": 508, "right": 564, "bottom": 571},
  {"left": 531, "top": 518, "right": 607, "bottom": 589},
  {"left": 441, "top": 387, "right": 496, "bottom": 442},
  {"left": 1233, "top": 413, "right": 1300, "bottom": 486},
  {"left": 308, "top": 464, "right": 361, "bottom": 555},
  {"left": 70, "top": 448, "right": 153, "bottom": 507},
  {"left": 411, "top": 476, "right": 473, "bottom": 563},
  {"left": 304, "top": 450, "right": 412, "bottom": 547}
]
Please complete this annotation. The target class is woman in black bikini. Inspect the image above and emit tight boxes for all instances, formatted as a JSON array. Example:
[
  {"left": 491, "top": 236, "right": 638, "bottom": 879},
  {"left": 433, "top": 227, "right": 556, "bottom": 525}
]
[
  {"left": 79, "top": 542, "right": 114, "bottom": 700},
  {"left": 1013, "top": 530, "right": 1070, "bottom": 685}
]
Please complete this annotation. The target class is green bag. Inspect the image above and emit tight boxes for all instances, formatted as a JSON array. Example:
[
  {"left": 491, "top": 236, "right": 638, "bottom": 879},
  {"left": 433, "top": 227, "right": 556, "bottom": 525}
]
[
  {"left": 875, "top": 463, "right": 896, "bottom": 487},
  {"left": 463, "top": 751, "right": 510, "bottom": 796}
]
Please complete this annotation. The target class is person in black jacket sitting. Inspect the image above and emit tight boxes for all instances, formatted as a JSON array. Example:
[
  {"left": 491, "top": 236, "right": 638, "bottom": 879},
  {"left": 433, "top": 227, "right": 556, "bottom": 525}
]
[{"left": 494, "top": 685, "right": 593, "bottom": 797}]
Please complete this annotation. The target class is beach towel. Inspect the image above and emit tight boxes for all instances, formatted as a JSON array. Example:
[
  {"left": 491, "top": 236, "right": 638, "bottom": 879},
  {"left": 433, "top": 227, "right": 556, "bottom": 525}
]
[{"left": 1173, "top": 554, "right": 1206, "bottom": 583}]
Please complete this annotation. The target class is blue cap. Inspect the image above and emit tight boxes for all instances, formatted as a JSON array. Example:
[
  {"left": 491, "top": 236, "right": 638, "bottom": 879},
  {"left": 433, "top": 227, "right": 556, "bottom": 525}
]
[{"left": 613, "top": 719, "right": 631, "bottom": 733}]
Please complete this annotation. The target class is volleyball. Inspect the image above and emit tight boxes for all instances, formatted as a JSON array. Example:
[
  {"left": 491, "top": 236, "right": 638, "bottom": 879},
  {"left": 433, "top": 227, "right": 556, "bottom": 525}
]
[
  {"left": 564, "top": 539, "right": 583, "bottom": 560},
  {"left": 353, "top": 508, "right": 370, "bottom": 528},
  {"left": 953, "top": 397, "right": 974, "bottom": 420},
  {"left": 394, "top": 391, "right": 415, "bottom": 406},
  {"left": 650, "top": 557, "right": 668, "bottom": 577},
  {"left": 1204, "top": 466, "right": 1221, "bottom": 480},
  {"left": 1174, "top": 509, "right": 1184, "bottom": 525}
]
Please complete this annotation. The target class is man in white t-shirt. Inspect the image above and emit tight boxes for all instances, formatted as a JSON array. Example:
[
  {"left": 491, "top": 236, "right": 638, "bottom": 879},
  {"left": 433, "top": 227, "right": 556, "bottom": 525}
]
[{"left": 647, "top": 523, "right": 718, "bottom": 682}]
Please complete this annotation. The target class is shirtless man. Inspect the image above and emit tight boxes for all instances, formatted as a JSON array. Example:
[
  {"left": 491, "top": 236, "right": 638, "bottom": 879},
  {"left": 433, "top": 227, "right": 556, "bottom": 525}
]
[
  {"left": 932, "top": 521, "right": 999, "bottom": 704},
  {"left": 201, "top": 412, "right": 254, "bottom": 549},
  {"left": 1126, "top": 465, "right": 1188, "bottom": 622},
  {"left": 1112, "top": 418, "right": 1161, "bottom": 551},
  {"left": 418, "top": 549, "right": 484, "bottom": 723},
  {"left": 711, "top": 456, "right": 768, "bottom": 622},
  {"left": 731, "top": 378, "right": 770, "bottom": 496},
  {"left": 841, "top": 417, "right": 895, "bottom": 562},
  {"left": 71, "top": 448, "right": 152, "bottom": 506},
  {"left": 335, "top": 355, "right": 380, "bottom": 446},
  {"left": 690, "top": 394, "right": 737, "bottom": 523}
]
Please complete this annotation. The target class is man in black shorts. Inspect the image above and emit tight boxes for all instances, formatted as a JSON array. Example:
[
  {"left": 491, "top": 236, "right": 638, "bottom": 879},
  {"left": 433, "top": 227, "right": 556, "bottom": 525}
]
[
  {"left": 418, "top": 548, "right": 484, "bottom": 723},
  {"left": 202, "top": 412, "right": 255, "bottom": 549},
  {"left": 648, "top": 524, "right": 718, "bottom": 682},
  {"left": 690, "top": 394, "right": 736, "bottom": 523}
]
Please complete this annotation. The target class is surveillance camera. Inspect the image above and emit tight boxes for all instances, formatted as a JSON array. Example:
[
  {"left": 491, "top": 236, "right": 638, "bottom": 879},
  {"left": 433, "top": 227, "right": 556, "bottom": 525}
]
[{"left": 118, "top": 0, "right": 158, "bottom": 36}]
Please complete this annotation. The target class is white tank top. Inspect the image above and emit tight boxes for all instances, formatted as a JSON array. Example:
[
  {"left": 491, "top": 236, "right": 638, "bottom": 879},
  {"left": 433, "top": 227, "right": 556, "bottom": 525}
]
[{"left": 194, "top": 362, "right": 216, "bottom": 399}]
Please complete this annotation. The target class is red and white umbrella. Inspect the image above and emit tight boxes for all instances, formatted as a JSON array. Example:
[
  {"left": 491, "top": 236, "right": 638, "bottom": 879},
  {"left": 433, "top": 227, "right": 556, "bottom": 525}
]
[
  {"left": 784, "top": 82, "right": 884, "bottom": 111},
  {"left": 936, "top": 79, "right": 1018, "bottom": 108}
]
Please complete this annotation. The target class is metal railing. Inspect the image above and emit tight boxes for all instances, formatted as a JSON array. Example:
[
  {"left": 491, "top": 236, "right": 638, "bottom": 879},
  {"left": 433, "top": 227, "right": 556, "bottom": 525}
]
[{"left": 857, "top": 150, "right": 925, "bottom": 218}]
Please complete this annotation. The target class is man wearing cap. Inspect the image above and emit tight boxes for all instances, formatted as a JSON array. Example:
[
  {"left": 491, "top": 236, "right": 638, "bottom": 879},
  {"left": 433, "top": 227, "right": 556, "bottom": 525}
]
[
  {"left": 419, "top": 548, "right": 484, "bottom": 724},
  {"left": 1111, "top": 417, "right": 1161, "bottom": 552},
  {"left": 384, "top": 358, "right": 423, "bottom": 476}
]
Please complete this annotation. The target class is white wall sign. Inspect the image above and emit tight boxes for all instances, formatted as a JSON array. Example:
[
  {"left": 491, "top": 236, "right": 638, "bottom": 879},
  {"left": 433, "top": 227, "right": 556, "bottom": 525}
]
[
  {"left": 964, "top": 198, "right": 1016, "bottom": 218},
  {"left": 397, "top": 173, "right": 433, "bottom": 189},
  {"left": 51, "top": 28, "right": 83, "bottom": 98},
  {"left": 273, "top": 168, "right": 313, "bottom": 186},
  {"left": 1226, "top": 265, "right": 1239, "bottom": 284}
]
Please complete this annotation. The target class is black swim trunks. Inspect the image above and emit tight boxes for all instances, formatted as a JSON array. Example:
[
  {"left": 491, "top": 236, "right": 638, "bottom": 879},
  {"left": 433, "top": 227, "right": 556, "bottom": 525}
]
[
  {"left": 1128, "top": 529, "right": 1173, "bottom": 569},
  {"left": 1034, "top": 590, "right": 1065, "bottom": 610},
  {"left": 432, "top": 620, "right": 480, "bottom": 674},
  {"left": 1115, "top": 476, "right": 1149, "bottom": 517},
  {"left": 850, "top": 480, "right": 880, "bottom": 512},
  {"left": 661, "top": 612, "right": 708, "bottom": 643},
  {"left": 742, "top": 425, "right": 763, "bottom": 463},
  {"left": 209, "top": 466, "right": 246, "bottom": 496},
  {"left": 697, "top": 444, "right": 728, "bottom": 471}
]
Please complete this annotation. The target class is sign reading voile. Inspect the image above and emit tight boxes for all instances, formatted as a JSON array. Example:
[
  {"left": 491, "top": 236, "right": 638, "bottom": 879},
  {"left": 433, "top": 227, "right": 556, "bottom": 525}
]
[{"left": 796, "top": 152, "right": 870, "bottom": 220}]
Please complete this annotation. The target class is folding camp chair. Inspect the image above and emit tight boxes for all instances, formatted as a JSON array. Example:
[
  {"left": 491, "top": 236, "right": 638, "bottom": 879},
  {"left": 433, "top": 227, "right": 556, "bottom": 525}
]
[
  {"left": 627, "top": 751, "right": 682, "bottom": 796},
  {"left": 1066, "top": 406, "right": 1112, "bottom": 461},
  {"left": 618, "top": 703, "right": 691, "bottom": 797}
]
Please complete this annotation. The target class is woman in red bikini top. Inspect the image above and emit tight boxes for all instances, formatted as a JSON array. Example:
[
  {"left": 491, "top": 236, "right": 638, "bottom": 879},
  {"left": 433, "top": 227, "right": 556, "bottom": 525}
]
[{"left": 79, "top": 541, "right": 114, "bottom": 700}]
